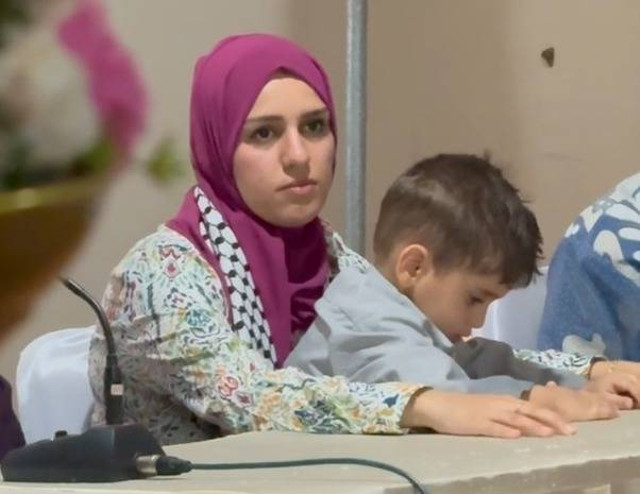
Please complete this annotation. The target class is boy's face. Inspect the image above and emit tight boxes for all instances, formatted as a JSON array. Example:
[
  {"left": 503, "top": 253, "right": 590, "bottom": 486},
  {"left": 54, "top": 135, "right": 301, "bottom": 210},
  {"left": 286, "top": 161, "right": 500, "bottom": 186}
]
[{"left": 411, "top": 268, "right": 510, "bottom": 342}]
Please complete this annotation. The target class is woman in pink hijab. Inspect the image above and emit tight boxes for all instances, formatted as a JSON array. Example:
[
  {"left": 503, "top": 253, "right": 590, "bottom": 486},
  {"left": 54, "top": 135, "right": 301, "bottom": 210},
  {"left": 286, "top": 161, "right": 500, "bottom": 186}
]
[{"left": 88, "top": 34, "right": 569, "bottom": 445}]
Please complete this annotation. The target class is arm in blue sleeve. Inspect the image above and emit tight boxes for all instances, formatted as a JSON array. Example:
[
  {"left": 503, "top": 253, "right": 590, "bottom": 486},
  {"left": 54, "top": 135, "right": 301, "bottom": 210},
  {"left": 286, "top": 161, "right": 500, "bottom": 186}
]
[{"left": 316, "top": 301, "right": 535, "bottom": 397}]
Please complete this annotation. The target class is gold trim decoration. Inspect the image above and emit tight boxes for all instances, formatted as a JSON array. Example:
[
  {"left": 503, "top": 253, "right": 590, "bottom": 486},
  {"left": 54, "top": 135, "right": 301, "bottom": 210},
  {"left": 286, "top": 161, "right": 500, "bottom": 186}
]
[
  {"left": 0, "top": 174, "right": 106, "bottom": 214},
  {"left": 0, "top": 173, "right": 109, "bottom": 339}
]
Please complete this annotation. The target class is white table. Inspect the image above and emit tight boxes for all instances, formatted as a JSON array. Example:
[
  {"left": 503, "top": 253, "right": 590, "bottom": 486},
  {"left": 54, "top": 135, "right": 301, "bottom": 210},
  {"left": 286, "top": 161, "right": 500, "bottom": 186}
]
[{"left": 3, "top": 411, "right": 640, "bottom": 493}]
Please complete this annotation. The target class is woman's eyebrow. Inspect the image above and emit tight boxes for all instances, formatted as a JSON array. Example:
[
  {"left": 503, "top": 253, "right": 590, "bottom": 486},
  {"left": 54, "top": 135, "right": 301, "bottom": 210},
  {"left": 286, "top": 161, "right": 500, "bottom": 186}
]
[
  {"left": 244, "top": 115, "right": 284, "bottom": 125},
  {"left": 300, "top": 108, "right": 329, "bottom": 119},
  {"left": 245, "top": 107, "right": 328, "bottom": 125}
]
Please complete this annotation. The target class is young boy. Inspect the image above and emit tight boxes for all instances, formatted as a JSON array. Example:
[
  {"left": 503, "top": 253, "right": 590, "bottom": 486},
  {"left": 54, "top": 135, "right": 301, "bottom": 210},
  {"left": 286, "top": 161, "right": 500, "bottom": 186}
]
[{"left": 286, "top": 154, "right": 640, "bottom": 422}]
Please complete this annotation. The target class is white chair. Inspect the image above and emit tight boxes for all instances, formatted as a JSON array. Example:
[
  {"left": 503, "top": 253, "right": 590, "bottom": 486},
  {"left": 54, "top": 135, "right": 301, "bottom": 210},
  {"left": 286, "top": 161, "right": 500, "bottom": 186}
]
[
  {"left": 16, "top": 326, "right": 96, "bottom": 443},
  {"left": 473, "top": 267, "right": 548, "bottom": 350}
]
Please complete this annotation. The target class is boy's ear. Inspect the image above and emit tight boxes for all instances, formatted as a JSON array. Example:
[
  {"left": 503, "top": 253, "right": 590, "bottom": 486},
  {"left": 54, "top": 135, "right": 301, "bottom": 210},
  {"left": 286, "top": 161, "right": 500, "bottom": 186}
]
[{"left": 395, "top": 244, "right": 431, "bottom": 291}]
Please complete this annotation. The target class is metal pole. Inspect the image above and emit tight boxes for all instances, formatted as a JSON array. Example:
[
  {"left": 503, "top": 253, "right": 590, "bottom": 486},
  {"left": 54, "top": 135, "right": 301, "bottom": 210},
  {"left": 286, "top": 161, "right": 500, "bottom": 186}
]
[{"left": 345, "top": 0, "right": 368, "bottom": 254}]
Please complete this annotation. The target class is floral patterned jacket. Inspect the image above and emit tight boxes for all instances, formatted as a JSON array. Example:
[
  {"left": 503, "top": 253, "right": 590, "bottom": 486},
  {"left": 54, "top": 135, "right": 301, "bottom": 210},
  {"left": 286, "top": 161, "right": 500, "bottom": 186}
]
[{"left": 89, "top": 225, "right": 420, "bottom": 444}]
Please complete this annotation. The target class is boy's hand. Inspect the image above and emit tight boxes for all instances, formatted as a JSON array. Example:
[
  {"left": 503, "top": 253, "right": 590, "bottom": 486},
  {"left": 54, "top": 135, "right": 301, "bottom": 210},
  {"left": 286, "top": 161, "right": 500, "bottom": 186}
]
[
  {"left": 528, "top": 383, "right": 618, "bottom": 422},
  {"left": 584, "top": 373, "right": 640, "bottom": 410},
  {"left": 403, "top": 389, "right": 576, "bottom": 439}
]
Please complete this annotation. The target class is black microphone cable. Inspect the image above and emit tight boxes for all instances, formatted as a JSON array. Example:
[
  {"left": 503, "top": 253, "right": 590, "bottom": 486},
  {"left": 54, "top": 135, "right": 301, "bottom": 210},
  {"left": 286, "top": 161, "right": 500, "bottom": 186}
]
[
  {"left": 59, "top": 277, "right": 124, "bottom": 425},
  {"left": 135, "top": 454, "right": 428, "bottom": 494}
]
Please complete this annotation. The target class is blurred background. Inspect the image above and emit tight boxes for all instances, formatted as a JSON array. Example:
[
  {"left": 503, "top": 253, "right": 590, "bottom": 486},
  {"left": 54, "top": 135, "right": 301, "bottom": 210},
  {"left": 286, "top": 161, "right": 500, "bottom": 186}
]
[{"left": 2, "top": 0, "right": 639, "bottom": 383}]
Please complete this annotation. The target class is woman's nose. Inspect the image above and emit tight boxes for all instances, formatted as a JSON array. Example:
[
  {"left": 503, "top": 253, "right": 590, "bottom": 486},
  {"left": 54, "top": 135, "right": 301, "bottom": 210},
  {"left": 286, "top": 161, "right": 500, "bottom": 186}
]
[{"left": 281, "top": 129, "right": 310, "bottom": 169}]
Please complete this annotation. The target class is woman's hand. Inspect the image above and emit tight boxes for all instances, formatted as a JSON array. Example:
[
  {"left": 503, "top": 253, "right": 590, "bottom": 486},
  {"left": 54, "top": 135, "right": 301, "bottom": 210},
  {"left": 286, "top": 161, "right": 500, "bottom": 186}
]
[
  {"left": 590, "top": 360, "right": 640, "bottom": 380},
  {"left": 584, "top": 372, "right": 640, "bottom": 409},
  {"left": 400, "top": 389, "right": 576, "bottom": 438}
]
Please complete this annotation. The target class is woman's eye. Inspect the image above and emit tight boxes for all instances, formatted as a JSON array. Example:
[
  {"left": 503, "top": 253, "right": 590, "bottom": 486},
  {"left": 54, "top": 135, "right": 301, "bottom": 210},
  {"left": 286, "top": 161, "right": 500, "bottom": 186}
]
[
  {"left": 302, "top": 118, "right": 329, "bottom": 137},
  {"left": 250, "top": 126, "right": 274, "bottom": 142}
]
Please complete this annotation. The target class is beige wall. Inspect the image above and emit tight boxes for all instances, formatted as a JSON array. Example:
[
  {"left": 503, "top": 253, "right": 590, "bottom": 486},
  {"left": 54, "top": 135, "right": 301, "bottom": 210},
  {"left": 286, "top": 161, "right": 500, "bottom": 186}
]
[
  {"left": 295, "top": 0, "right": 640, "bottom": 258},
  {"left": 3, "top": 1, "right": 640, "bottom": 383},
  {"left": 364, "top": 0, "right": 640, "bottom": 259}
]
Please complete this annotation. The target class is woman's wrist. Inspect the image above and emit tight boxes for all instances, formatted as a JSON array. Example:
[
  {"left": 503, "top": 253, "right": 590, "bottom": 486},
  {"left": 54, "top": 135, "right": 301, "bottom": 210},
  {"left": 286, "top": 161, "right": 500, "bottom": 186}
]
[
  {"left": 589, "top": 358, "right": 614, "bottom": 379},
  {"left": 399, "top": 387, "right": 432, "bottom": 429}
]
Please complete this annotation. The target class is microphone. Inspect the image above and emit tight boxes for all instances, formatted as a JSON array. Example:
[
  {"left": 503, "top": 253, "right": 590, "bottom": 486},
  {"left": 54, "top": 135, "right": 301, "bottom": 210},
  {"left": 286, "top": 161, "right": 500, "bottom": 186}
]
[
  {"left": 0, "top": 425, "right": 166, "bottom": 482},
  {"left": 58, "top": 277, "right": 124, "bottom": 425},
  {"left": 0, "top": 278, "right": 164, "bottom": 482}
]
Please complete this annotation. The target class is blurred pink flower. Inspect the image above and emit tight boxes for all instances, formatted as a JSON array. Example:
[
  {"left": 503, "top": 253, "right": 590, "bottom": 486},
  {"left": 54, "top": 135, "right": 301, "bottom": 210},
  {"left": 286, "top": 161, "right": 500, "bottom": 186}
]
[{"left": 57, "top": 0, "right": 147, "bottom": 168}]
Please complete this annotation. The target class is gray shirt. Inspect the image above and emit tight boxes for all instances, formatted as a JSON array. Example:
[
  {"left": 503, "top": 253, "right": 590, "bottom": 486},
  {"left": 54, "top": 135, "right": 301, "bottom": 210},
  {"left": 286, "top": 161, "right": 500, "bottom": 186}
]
[{"left": 286, "top": 266, "right": 585, "bottom": 395}]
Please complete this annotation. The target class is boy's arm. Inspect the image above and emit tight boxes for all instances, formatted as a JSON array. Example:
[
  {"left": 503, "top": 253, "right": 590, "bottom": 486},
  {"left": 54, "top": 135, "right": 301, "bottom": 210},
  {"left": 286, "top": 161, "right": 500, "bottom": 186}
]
[
  {"left": 315, "top": 300, "right": 537, "bottom": 397},
  {"left": 284, "top": 325, "right": 333, "bottom": 376},
  {"left": 456, "top": 337, "right": 586, "bottom": 390}
]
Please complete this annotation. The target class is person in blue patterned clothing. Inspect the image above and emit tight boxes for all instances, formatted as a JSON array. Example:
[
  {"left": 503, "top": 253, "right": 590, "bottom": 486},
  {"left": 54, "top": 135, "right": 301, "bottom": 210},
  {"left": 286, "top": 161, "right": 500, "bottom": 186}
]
[{"left": 539, "top": 173, "right": 640, "bottom": 365}]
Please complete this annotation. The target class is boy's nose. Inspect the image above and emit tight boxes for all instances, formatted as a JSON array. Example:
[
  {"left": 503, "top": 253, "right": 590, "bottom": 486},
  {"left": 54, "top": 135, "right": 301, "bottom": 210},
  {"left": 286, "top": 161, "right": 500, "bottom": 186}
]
[{"left": 471, "top": 307, "right": 490, "bottom": 330}]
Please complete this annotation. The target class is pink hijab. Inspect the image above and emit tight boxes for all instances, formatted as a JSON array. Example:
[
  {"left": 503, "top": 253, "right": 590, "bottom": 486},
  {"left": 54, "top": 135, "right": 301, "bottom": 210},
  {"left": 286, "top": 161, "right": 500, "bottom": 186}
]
[{"left": 168, "top": 34, "right": 336, "bottom": 367}]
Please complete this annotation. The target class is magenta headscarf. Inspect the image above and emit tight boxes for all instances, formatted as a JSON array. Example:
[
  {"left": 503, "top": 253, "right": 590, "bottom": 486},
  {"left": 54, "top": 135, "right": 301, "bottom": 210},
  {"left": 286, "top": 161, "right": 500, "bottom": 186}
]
[{"left": 167, "top": 34, "right": 336, "bottom": 367}]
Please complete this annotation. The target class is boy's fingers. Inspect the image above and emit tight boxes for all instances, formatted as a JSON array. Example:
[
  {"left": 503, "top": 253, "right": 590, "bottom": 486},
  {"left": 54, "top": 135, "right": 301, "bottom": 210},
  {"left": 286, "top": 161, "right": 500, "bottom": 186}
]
[
  {"left": 480, "top": 421, "right": 522, "bottom": 439},
  {"left": 498, "top": 411, "right": 555, "bottom": 437},
  {"left": 517, "top": 404, "right": 576, "bottom": 436}
]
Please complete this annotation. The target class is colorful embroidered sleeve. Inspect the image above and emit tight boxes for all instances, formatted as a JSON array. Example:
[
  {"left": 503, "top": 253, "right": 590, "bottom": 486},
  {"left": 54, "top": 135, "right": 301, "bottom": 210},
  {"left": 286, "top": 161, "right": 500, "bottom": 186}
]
[
  {"left": 89, "top": 226, "right": 418, "bottom": 444},
  {"left": 513, "top": 349, "right": 593, "bottom": 376}
]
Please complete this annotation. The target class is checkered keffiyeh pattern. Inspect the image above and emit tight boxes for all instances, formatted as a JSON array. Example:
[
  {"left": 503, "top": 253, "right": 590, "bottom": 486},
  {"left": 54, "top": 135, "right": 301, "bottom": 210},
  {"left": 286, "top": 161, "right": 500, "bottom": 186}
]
[{"left": 195, "top": 188, "right": 277, "bottom": 364}]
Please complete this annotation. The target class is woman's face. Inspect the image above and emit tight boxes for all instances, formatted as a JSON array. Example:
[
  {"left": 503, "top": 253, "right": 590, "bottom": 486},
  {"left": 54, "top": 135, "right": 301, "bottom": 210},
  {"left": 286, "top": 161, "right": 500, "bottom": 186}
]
[{"left": 233, "top": 77, "right": 335, "bottom": 228}]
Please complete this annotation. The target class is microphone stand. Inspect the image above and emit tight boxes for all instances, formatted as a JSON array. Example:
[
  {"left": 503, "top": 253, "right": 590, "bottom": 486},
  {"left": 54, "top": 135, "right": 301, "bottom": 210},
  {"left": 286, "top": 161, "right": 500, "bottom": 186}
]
[{"left": 58, "top": 278, "right": 124, "bottom": 426}]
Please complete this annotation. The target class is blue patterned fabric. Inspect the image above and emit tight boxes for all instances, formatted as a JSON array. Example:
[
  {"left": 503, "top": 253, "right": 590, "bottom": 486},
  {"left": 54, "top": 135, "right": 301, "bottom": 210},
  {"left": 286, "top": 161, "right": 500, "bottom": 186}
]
[{"left": 539, "top": 173, "right": 640, "bottom": 360}]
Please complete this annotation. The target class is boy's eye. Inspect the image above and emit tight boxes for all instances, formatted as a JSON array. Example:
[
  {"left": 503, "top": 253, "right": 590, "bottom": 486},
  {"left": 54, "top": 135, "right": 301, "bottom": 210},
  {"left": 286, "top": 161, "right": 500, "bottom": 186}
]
[{"left": 467, "top": 296, "right": 483, "bottom": 305}]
